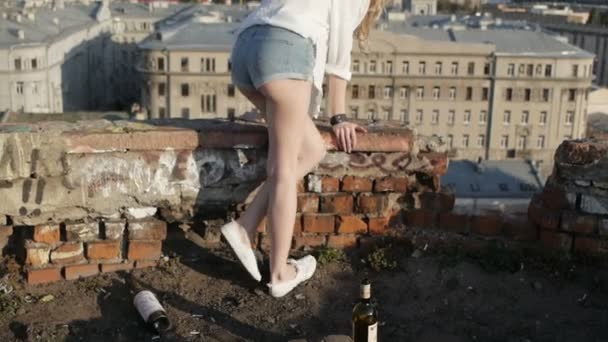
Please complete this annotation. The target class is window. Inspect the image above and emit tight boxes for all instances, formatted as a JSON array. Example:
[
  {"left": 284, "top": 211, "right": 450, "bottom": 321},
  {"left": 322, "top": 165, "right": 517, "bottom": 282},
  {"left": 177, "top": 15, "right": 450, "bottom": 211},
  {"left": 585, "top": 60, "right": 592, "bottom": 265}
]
[
  {"left": 16, "top": 82, "right": 23, "bottom": 95},
  {"left": 431, "top": 110, "right": 439, "bottom": 124},
  {"left": 369, "top": 85, "right": 376, "bottom": 99},
  {"left": 399, "top": 86, "right": 409, "bottom": 99},
  {"left": 201, "top": 94, "right": 217, "bottom": 112},
  {"left": 158, "top": 83, "right": 166, "bottom": 96},
  {"left": 499, "top": 183, "right": 509, "bottom": 192},
  {"left": 451, "top": 62, "right": 458, "bottom": 75},
  {"left": 32, "top": 82, "right": 39, "bottom": 95},
  {"left": 386, "top": 61, "right": 393, "bottom": 74},
  {"left": 416, "top": 87, "right": 424, "bottom": 100},
  {"left": 517, "top": 136, "right": 527, "bottom": 150},
  {"left": 353, "top": 60, "right": 360, "bottom": 73},
  {"left": 446, "top": 134, "right": 454, "bottom": 148},
  {"left": 228, "top": 61, "right": 232, "bottom": 71},
  {"left": 14, "top": 58, "right": 22, "bottom": 71},
  {"left": 227, "top": 107, "right": 236, "bottom": 120},
  {"left": 542, "top": 88, "right": 550, "bottom": 102},
  {"left": 484, "top": 63, "right": 491, "bottom": 75},
  {"left": 464, "top": 110, "right": 471, "bottom": 124},
  {"left": 158, "top": 107, "right": 166, "bottom": 119},
  {"left": 500, "top": 135, "right": 509, "bottom": 148},
  {"left": 539, "top": 111, "right": 547, "bottom": 125},
  {"left": 384, "top": 86, "right": 393, "bottom": 99},
  {"left": 381, "top": 108, "right": 390, "bottom": 120},
  {"left": 400, "top": 109, "right": 407, "bottom": 123},
  {"left": 351, "top": 106, "right": 359, "bottom": 118},
  {"left": 419, "top": 62, "right": 426, "bottom": 75},
  {"left": 518, "top": 64, "right": 525, "bottom": 75},
  {"left": 572, "top": 64, "right": 579, "bottom": 77},
  {"left": 157, "top": 57, "right": 164, "bottom": 71},
  {"left": 545, "top": 64, "right": 552, "bottom": 77},
  {"left": 402, "top": 61, "right": 409, "bottom": 74},
  {"left": 435, "top": 62, "right": 442, "bottom": 75},
  {"left": 524, "top": 88, "right": 531, "bottom": 102},
  {"left": 181, "top": 57, "right": 189, "bottom": 72},
  {"left": 31, "top": 58, "right": 37, "bottom": 69},
  {"left": 465, "top": 87, "right": 473, "bottom": 101},
  {"left": 477, "top": 135, "right": 485, "bottom": 147},
  {"left": 367, "top": 109, "right": 377, "bottom": 120},
  {"left": 201, "top": 58, "right": 216, "bottom": 72},
  {"left": 467, "top": 62, "right": 475, "bottom": 75},
  {"left": 537, "top": 135, "right": 545, "bottom": 149},
  {"left": 526, "top": 64, "right": 534, "bottom": 77},
  {"left": 415, "top": 110, "right": 423, "bottom": 124},
  {"left": 507, "top": 64, "right": 515, "bottom": 76},
  {"left": 536, "top": 64, "right": 543, "bottom": 76},
  {"left": 462, "top": 134, "right": 470, "bottom": 147},
  {"left": 181, "top": 83, "right": 189, "bottom": 97},
  {"left": 479, "top": 110, "right": 487, "bottom": 124},
  {"left": 565, "top": 111, "right": 574, "bottom": 125},
  {"left": 568, "top": 89, "right": 576, "bottom": 102},
  {"left": 503, "top": 110, "right": 511, "bottom": 124},
  {"left": 521, "top": 111, "right": 529, "bottom": 124},
  {"left": 449, "top": 87, "right": 456, "bottom": 100},
  {"left": 482, "top": 87, "right": 489, "bottom": 101},
  {"left": 506, "top": 88, "right": 513, "bottom": 101},
  {"left": 369, "top": 60, "right": 377, "bottom": 73},
  {"left": 352, "top": 85, "right": 359, "bottom": 99},
  {"left": 432, "top": 87, "right": 440, "bottom": 100},
  {"left": 181, "top": 107, "right": 190, "bottom": 119}
]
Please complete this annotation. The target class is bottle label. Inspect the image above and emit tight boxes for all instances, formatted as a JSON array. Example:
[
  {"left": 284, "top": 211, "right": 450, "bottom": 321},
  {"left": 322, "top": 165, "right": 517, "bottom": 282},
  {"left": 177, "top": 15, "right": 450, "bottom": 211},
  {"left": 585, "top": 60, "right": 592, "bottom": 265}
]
[
  {"left": 368, "top": 322, "right": 378, "bottom": 342},
  {"left": 360, "top": 284, "right": 371, "bottom": 299},
  {"left": 134, "top": 290, "right": 165, "bottom": 322}
]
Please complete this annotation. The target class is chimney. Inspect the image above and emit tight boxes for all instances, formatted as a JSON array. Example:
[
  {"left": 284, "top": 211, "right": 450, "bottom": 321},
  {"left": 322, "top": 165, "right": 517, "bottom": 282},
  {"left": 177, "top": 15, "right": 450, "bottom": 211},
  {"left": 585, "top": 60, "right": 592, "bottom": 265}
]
[
  {"left": 14, "top": 13, "right": 22, "bottom": 22},
  {"left": 26, "top": 12, "right": 35, "bottom": 21}
]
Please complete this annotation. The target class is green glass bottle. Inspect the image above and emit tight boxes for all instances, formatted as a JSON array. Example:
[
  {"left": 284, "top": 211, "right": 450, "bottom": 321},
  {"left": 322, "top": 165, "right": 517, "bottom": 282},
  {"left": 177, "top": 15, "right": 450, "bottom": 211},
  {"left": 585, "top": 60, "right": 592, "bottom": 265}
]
[{"left": 352, "top": 278, "right": 378, "bottom": 342}]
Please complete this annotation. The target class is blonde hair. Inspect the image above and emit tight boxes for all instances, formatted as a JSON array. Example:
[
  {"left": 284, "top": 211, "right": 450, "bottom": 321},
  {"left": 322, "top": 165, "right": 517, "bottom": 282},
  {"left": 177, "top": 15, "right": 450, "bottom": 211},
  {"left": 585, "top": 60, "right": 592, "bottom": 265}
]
[{"left": 355, "top": 0, "right": 386, "bottom": 45}]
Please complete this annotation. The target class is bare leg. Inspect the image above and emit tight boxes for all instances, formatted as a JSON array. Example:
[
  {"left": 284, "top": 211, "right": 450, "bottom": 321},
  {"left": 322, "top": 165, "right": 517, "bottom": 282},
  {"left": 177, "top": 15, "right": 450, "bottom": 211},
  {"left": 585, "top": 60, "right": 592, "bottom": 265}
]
[
  {"left": 255, "top": 79, "right": 312, "bottom": 284},
  {"left": 235, "top": 88, "right": 326, "bottom": 242}
]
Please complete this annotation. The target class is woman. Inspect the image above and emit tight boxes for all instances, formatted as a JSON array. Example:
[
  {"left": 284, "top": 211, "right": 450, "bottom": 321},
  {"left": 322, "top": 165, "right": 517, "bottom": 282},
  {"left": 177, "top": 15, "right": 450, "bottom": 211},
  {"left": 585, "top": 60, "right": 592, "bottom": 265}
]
[{"left": 221, "top": 0, "right": 385, "bottom": 298}]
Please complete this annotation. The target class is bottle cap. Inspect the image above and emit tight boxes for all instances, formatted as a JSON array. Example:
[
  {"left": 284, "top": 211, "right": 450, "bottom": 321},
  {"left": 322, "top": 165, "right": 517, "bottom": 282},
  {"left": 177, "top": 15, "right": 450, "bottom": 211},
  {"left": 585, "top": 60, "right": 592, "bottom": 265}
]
[{"left": 360, "top": 279, "right": 371, "bottom": 299}]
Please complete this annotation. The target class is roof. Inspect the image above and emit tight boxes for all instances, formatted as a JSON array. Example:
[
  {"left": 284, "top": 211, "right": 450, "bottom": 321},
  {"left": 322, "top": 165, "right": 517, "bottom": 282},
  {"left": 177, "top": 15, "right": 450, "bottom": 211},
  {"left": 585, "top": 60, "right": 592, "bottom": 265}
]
[
  {"left": 442, "top": 160, "right": 544, "bottom": 199},
  {"left": 139, "top": 22, "right": 238, "bottom": 51},
  {"left": 109, "top": 1, "right": 192, "bottom": 19}
]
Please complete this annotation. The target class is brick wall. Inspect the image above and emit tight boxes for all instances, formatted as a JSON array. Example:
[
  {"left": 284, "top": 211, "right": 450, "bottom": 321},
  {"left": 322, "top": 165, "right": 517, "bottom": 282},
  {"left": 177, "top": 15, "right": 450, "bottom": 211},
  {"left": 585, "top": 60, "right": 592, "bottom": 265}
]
[{"left": 0, "top": 119, "right": 447, "bottom": 284}]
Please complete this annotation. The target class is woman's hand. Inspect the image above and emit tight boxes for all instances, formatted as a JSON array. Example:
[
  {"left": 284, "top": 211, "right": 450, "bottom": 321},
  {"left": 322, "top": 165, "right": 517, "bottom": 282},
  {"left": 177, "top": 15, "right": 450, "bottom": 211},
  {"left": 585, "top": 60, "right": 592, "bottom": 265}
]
[{"left": 332, "top": 122, "right": 367, "bottom": 153}]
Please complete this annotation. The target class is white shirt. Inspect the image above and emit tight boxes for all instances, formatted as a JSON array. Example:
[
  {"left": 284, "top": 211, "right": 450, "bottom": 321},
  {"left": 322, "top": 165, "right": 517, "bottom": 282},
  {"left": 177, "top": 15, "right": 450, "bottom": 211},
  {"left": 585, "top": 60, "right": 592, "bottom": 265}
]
[{"left": 237, "top": 0, "right": 370, "bottom": 115}]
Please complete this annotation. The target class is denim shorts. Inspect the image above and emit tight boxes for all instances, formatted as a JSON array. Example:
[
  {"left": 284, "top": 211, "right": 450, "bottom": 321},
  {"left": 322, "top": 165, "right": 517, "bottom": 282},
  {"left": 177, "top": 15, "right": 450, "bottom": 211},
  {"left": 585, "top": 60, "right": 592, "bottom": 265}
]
[{"left": 230, "top": 25, "right": 315, "bottom": 90}]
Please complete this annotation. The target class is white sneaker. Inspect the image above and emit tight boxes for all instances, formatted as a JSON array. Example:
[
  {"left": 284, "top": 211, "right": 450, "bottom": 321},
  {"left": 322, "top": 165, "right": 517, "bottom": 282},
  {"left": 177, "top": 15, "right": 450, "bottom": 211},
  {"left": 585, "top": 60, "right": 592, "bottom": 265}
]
[
  {"left": 220, "top": 220, "right": 262, "bottom": 282},
  {"left": 268, "top": 255, "right": 317, "bottom": 298}
]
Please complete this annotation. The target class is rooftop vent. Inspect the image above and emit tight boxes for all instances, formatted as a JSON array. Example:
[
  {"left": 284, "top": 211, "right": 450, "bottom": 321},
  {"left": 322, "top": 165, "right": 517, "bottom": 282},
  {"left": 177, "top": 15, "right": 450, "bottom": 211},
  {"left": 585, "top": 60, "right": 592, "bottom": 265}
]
[
  {"left": 14, "top": 13, "right": 22, "bottom": 22},
  {"left": 17, "top": 29, "right": 25, "bottom": 39},
  {"left": 26, "top": 12, "right": 35, "bottom": 21}
]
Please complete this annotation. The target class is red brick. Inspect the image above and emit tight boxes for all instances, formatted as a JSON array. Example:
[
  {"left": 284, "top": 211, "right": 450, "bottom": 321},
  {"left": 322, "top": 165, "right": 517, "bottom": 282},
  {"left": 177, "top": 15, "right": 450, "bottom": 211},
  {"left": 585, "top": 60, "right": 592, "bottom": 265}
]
[
  {"left": 327, "top": 235, "right": 358, "bottom": 248},
  {"left": 320, "top": 194, "right": 354, "bottom": 214},
  {"left": 101, "top": 262, "right": 134, "bottom": 273},
  {"left": 135, "top": 260, "right": 158, "bottom": 269},
  {"left": 439, "top": 212, "right": 469, "bottom": 234},
  {"left": 104, "top": 220, "right": 126, "bottom": 240},
  {"left": 368, "top": 216, "right": 390, "bottom": 235},
  {"left": 336, "top": 215, "right": 367, "bottom": 234},
  {"left": 33, "top": 224, "right": 60, "bottom": 244},
  {"left": 528, "top": 196, "right": 560, "bottom": 230},
  {"left": 298, "top": 194, "right": 319, "bottom": 213},
  {"left": 293, "top": 235, "right": 327, "bottom": 250},
  {"left": 470, "top": 215, "right": 503, "bottom": 236},
  {"left": 27, "top": 267, "right": 63, "bottom": 285},
  {"left": 65, "top": 221, "right": 100, "bottom": 242},
  {"left": 297, "top": 180, "right": 305, "bottom": 193},
  {"left": 50, "top": 242, "right": 85, "bottom": 265},
  {"left": 128, "top": 219, "right": 167, "bottom": 240},
  {"left": 374, "top": 177, "right": 408, "bottom": 192},
  {"left": 540, "top": 231, "right": 573, "bottom": 252},
  {"left": 25, "top": 240, "right": 50, "bottom": 267},
  {"left": 404, "top": 210, "right": 436, "bottom": 229},
  {"left": 87, "top": 240, "right": 121, "bottom": 260},
  {"left": 321, "top": 176, "right": 340, "bottom": 192},
  {"left": 357, "top": 194, "right": 388, "bottom": 214},
  {"left": 561, "top": 212, "right": 597, "bottom": 234},
  {"left": 64, "top": 264, "right": 100, "bottom": 280},
  {"left": 420, "top": 191, "right": 455, "bottom": 212},
  {"left": 128, "top": 240, "right": 162, "bottom": 260},
  {"left": 503, "top": 219, "right": 538, "bottom": 241},
  {"left": 540, "top": 184, "right": 572, "bottom": 211},
  {"left": 302, "top": 214, "right": 335, "bottom": 233},
  {"left": 574, "top": 237, "right": 608, "bottom": 255},
  {"left": 341, "top": 176, "right": 373, "bottom": 192}
]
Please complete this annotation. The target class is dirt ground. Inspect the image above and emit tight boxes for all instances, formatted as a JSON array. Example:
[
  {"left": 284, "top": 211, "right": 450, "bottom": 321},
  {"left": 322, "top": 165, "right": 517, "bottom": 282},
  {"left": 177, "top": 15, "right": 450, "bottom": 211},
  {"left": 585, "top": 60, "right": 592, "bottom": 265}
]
[{"left": 1, "top": 231, "right": 608, "bottom": 342}]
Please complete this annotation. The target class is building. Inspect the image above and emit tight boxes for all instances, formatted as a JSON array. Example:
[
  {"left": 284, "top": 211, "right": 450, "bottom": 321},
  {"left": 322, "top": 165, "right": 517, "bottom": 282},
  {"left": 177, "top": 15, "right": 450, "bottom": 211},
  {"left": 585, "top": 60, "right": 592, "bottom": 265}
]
[
  {"left": 137, "top": 9, "right": 593, "bottom": 172},
  {"left": 0, "top": 0, "right": 192, "bottom": 113},
  {"left": 405, "top": 0, "right": 437, "bottom": 15}
]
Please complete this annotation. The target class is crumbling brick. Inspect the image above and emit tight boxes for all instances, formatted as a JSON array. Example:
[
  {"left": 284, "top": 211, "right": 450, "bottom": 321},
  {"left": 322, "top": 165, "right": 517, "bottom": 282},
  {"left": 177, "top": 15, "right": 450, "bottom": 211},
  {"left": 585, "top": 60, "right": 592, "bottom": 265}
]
[
  {"left": 327, "top": 235, "right": 357, "bottom": 248},
  {"left": 25, "top": 240, "right": 50, "bottom": 267},
  {"left": 297, "top": 194, "right": 320, "bottom": 213},
  {"left": 293, "top": 235, "right": 327, "bottom": 250},
  {"left": 336, "top": 215, "right": 367, "bottom": 234},
  {"left": 87, "top": 240, "right": 121, "bottom": 260},
  {"left": 33, "top": 224, "right": 60, "bottom": 244},
  {"left": 27, "top": 267, "right": 63, "bottom": 285},
  {"left": 128, "top": 219, "right": 167, "bottom": 240},
  {"left": 438, "top": 212, "right": 469, "bottom": 234},
  {"left": 50, "top": 242, "right": 85, "bottom": 265},
  {"left": 320, "top": 194, "right": 354, "bottom": 214},
  {"left": 374, "top": 177, "right": 408, "bottom": 193},
  {"left": 64, "top": 264, "right": 99, "bottom": 280},
  {"left": 104, "top": 220, "right": 126, "bottom": 240},
  {"left": 65, "top": 221, "right": 100, "bottom": 242},
  {"left": 127, "top": 240, "right": 162, "bottom": 261},
  {"left": 302, "top": 214, "right": 335, "bottom": 233},
  {"left": 357, "top": 194, "right": 388, "bottom": 214},
  {"left": 341, "top": 176, "right": 373, "bottom": 192}
]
